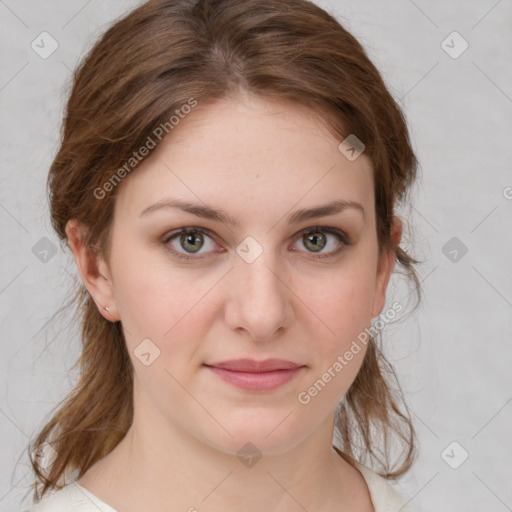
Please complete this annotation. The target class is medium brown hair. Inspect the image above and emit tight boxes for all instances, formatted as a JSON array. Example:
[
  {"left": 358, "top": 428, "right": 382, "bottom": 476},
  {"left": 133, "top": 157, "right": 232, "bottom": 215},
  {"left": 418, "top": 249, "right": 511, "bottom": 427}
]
[{"left": 24, "top": 0, "right": 423, "bottom": 502}]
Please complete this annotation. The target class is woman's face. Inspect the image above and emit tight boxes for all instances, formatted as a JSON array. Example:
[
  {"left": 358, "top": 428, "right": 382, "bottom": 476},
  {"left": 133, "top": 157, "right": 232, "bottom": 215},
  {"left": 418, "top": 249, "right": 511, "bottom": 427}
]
[{"left": 82, "top": 95, "right": 398, "bottom": 456}]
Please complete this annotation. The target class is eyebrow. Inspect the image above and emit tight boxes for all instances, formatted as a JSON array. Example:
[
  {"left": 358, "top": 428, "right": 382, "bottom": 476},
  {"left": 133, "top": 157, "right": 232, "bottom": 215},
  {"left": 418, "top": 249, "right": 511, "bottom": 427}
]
[{"left": 139, "top": 198, "right": 365, "bottom": 226}]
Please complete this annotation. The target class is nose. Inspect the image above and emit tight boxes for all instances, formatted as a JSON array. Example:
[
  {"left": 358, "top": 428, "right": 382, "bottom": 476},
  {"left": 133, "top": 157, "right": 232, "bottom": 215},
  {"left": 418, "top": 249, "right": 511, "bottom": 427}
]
[{"left": 224, "top": 248, "right": 294, "bottom": 342}]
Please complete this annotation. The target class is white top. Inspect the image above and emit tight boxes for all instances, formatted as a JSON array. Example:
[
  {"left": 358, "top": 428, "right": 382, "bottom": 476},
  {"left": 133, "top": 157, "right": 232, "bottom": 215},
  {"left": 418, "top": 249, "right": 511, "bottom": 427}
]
[{"left": 21, "top": 462, "right": 413, "bottom": 512}]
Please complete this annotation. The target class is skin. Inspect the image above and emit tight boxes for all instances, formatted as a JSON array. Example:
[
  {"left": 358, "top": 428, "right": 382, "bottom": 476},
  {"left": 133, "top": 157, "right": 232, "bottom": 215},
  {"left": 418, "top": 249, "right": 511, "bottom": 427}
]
[{"left": 67, "top": 94, "right": 402, "bottom": 512}]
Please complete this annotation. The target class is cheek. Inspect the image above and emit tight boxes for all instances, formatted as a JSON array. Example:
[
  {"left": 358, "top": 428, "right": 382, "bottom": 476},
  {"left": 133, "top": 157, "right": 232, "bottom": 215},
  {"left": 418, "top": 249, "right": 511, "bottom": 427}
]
[
  {"left": 302, "top": 262, "right": 376, "bottom": 345},
  {"left": 294, "top": 270, "right": 375, "bottom": 407},
  {"left": 110, "top": 243, "right": 220, "bottom": 347}
]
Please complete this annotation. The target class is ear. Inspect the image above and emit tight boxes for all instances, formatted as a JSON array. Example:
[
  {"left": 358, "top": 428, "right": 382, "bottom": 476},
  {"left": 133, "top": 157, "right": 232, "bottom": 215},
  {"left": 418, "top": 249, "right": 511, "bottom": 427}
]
[
  {"left": 65, "top": 219, "right": 120, "bottom": 322},
  {"left": 371, "top": 216, "right": 402, "bottom": 318}
]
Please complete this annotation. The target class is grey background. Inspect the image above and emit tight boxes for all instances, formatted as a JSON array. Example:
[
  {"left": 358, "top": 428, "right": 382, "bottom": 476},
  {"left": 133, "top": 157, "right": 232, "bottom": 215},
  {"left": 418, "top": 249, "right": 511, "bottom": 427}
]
[{"left": 1, "top": 1, "right": 511, "bottom": 511}]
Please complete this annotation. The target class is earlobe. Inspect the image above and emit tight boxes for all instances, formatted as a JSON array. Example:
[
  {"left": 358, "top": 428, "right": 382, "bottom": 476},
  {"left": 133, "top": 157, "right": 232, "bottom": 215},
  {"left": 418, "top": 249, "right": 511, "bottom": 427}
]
[
  {"left": 65, "top": 219, "right": 119, "bottom": 322},
  {"left": 371, "top": 216, "right": 403, "bottom": 318}
]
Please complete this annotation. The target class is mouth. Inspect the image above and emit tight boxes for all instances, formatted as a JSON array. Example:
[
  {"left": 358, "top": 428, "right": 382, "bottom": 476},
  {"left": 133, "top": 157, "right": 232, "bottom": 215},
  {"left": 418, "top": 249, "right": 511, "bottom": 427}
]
[{"left": 203, "top": 359, "right": 306, "bottom": 391}]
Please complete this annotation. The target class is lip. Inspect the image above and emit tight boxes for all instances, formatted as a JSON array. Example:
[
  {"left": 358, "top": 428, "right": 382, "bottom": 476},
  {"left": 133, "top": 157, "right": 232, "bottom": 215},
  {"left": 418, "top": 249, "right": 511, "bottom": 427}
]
[
  {"left": 204, "top": 359, "right": 305, "bottom": 391},
  {"left": 206, "top": 358, "right": 303, "bottom": 372}
]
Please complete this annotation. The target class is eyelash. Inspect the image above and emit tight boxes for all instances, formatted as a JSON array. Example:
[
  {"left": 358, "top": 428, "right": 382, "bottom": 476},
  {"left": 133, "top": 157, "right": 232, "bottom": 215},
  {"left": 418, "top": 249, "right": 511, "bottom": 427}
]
[{"left": 161, "top": 226, "right": 351, "bottom": 261}]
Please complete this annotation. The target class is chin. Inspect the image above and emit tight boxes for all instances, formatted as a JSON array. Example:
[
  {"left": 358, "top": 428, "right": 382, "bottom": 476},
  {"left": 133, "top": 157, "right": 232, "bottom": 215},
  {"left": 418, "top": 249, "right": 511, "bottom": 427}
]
[{"left": 204, "top": 421, "right": 307, "bottom": 459}]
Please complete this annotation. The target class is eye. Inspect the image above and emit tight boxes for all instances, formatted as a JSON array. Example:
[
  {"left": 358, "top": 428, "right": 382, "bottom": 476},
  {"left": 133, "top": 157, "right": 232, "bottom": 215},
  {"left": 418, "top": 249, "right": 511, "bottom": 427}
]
[
  {"left": 162, "top": 226, "right": 351, "bottom": 261},
  {"left": 291, "top": 226, "right": 350, "bottom": 259},
  {"left": 163, "top": 227, "right": 219, "bottom": 260}
]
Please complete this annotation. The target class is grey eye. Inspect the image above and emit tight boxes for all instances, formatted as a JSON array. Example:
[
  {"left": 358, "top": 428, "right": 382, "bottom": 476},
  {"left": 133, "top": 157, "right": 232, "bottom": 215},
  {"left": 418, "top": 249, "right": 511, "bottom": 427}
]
[
  {"left": 180, "top": 231, "right": 204, "bottom": 253},
  {"left": 303, "top": 231, "right": 327, "bottom": 252}
]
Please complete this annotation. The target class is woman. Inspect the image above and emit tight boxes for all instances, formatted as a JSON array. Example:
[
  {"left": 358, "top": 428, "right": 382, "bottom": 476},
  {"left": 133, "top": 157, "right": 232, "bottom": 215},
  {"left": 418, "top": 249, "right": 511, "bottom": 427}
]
[{"left": 22, "top": 0, "right": 423, "bottom": 510}]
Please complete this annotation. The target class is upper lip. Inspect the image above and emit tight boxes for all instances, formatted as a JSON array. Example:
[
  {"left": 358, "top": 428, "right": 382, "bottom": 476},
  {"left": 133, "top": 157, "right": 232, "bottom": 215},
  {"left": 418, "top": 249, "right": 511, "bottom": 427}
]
[{"left": 205, "top": 359, "right": 303, "bottom": 372}]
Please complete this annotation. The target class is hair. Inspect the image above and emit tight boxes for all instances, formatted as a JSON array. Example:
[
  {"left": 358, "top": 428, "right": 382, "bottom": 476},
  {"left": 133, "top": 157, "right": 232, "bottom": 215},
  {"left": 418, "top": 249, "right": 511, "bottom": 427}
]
[{"left": 23, "top": 0, "right": 423, "bottom": 502}]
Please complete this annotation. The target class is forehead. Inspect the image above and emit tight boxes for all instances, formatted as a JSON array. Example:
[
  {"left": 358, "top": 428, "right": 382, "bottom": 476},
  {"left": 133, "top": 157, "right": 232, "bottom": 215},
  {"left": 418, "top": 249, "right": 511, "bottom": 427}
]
[{"left": 114, "top": 95, "right": 375, "bottom": 223}]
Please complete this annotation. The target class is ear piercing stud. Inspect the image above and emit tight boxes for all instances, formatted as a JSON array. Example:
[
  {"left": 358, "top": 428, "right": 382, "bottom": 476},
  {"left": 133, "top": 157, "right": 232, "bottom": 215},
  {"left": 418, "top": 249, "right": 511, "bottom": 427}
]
[{"left": 104, "top": 306, "right": 111, "bottom": 312}]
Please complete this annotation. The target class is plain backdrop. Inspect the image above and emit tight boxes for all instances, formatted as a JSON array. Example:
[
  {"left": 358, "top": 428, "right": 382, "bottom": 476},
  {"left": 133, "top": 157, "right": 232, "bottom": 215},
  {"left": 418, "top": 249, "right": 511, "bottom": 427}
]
[{"left": 1, "top": 1, "right": 511, "bottom": 511}]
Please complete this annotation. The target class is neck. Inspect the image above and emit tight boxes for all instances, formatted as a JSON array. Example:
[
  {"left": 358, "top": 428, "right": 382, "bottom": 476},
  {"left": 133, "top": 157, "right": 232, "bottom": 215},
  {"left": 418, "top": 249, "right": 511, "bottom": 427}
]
[{"left": 78, "top": 393, "right": 370, "bottom": 512}]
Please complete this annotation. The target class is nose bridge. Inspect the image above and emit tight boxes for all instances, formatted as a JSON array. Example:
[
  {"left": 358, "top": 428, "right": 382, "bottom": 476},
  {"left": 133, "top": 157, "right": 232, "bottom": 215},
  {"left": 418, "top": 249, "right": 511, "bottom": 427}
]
[
  {"left": 241, "top": 252, "right": 283, "bottom": 302},
  {"left": 227, "top": 236, "right": 292, "bottom": 339}
]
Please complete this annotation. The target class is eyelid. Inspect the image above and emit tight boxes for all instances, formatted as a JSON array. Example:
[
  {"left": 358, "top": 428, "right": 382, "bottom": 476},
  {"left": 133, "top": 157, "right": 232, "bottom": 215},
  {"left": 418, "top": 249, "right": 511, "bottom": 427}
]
[
  {"left": 162, "top": 226, "right": 220, "bottom": 247},
  {"left": 161, "top": 225, "right": 351, "bottom": 260},
  {"left": 295, "top": 225, "right": 350, "bottom": 244},
  {"left": 291, "top": 225, "right": 351, "bottom": 260}
]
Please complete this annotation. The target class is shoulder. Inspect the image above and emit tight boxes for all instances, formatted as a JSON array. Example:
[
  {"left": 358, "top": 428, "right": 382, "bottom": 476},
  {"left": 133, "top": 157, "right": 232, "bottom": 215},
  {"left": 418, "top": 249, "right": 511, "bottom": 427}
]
[
  {"left": 354, "top": 461, "right": 414, "bottom": 512},
  {"left": 20, "top": 483, "right": 117, "bottom": 512}
]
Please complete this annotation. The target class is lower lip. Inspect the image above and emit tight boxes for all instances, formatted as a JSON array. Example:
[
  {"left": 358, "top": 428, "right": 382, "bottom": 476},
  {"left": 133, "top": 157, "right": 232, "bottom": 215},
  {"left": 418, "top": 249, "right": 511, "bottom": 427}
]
[{"left": 204, "top": 366, "right": 304, "bottom": 391}]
